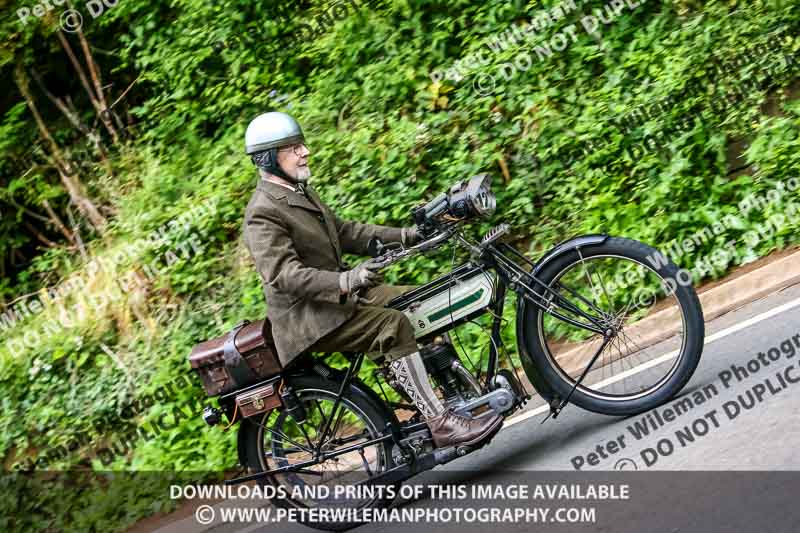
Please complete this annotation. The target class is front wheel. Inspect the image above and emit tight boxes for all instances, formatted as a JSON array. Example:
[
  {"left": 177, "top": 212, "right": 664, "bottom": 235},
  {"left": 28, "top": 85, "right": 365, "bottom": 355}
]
[{"left": 519, "top": 237, "right": 705, "bottom": 416}]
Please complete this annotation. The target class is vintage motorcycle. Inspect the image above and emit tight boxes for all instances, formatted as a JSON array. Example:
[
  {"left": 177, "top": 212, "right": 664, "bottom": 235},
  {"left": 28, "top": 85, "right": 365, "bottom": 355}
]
[{"left": 189, "top": 174, "right": 704, "bottom": 530}]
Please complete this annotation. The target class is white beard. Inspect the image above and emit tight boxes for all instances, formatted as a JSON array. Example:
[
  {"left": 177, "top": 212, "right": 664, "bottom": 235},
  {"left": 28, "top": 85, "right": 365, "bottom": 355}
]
[{"left": 294, "top": 165, "right": 311, "bottom": 184}]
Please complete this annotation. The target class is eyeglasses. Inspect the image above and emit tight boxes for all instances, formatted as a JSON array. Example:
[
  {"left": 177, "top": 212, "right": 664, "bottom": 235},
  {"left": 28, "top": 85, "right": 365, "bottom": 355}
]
[{"left": 278, "top": 143, "right": 308, "bottom": 156}]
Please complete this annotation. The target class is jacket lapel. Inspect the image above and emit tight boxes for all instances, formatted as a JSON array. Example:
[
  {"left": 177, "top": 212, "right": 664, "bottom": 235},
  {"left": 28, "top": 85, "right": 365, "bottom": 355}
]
[
  {"left": 257, "top": 180, "right": 321, "bottom": 213},
  {"left": 256, "top": 180, "right": 343, "bottom": 265},
  {"left": 286, "top": 192, "right": 322, "bottom": 213},
  {"left": 306, "top": 186, "right": 343, "bottom": 264}
]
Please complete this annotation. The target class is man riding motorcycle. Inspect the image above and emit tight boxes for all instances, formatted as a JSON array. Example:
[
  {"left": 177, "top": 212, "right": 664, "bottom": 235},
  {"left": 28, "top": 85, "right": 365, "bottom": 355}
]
[{"left": 241, "top": 111, "right": 502, "bottom": 448}]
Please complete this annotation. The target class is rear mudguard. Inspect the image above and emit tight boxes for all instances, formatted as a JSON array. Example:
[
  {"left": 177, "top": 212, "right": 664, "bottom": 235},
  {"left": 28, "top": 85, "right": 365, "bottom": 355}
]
[{"left": 514, "top": 234, "right": 609, "bottom": 404}]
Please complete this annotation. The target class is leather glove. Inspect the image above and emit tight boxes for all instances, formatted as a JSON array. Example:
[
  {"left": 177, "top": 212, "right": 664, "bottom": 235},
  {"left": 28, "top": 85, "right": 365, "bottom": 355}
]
[
  {"left": 339, "top": 257, "right": 386, "bottom": 294},
  {"left": 401, "top": 226, "right": 421, "bottom": 247}
]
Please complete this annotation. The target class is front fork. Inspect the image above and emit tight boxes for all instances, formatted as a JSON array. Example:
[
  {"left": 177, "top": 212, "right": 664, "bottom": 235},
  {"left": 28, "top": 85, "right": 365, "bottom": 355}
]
[
  {"left": 476, "top": 275, "right": 531, "bottom": 415},
  {"left": 490, "top": 243, "right": 614, "bottom": 420},
  {"left": 485, "top": 276, "right": 506, "bottom": 385}
]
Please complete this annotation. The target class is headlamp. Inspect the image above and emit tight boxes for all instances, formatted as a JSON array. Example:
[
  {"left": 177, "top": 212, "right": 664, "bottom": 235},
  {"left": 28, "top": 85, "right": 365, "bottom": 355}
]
[
  {"left": 413, "top": 173, "right": 497, "bottom": 233},
  {"left": 448, "top": 174, "right": 496, "bottom": 219}
]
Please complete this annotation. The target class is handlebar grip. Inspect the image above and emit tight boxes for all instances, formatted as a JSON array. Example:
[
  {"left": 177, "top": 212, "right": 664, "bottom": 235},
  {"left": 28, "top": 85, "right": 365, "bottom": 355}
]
[
  {"left": 423, "top": 193, "right": 448, "bottom": 214},
  {"left": 426, "top": 201, "right": 448, "bottom": 218}
]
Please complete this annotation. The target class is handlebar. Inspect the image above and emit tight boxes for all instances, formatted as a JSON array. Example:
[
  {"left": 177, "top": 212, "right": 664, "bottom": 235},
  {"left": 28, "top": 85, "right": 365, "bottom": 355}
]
[
  {"left": 367, "top": 226, "right": 457, "bottom": 270},
  {"left": 367, "top": 222, "right": 511, "bottom": 273},
  {"left": 368, "top": 174, "right": 501, "bottom": 270}
]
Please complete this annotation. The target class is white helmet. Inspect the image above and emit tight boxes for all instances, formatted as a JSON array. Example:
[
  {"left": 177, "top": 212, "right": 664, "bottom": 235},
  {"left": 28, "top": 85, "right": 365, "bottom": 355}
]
[
  {"left": 245, "top": 111, "right": 304, "bottom": 154},
  {"left": 245, "top": 112, "right": 305, "bottom": 183}
]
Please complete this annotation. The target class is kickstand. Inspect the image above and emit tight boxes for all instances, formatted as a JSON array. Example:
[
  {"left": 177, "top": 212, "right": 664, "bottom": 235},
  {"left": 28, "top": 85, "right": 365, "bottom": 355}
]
[
  {"left": 542, "top": 333, "right": 612, "bottom": 423},
  {"left": 540, "top": 398, "right": 562, "bottom": 424}
]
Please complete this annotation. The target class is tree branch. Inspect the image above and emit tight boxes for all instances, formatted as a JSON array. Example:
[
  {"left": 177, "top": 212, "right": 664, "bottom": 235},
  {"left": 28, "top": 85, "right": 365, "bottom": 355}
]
[
  {"left": 15, "top": 63, "right": 107, "bottom": 232},
  {"left": 30, "top": 68, "right": 110, "bottom": 163},
  {"left": 55, "top": 29, "right": 118, "bottom": 144},
  {"left": 23, "top": 220, "right": 58, "bottom": 248},
  {"left": 0, "top": 197, "right": 51, "bottom": 224},
  {"left": 42, "top": 199, "right": 76, "bottom": 242},
  {"left": 73, "top": 21, "right": 119, "bottom": 144}
]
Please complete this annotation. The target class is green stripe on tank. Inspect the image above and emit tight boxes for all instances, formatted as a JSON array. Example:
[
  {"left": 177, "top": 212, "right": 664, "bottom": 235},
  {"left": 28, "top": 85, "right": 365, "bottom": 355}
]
[{"left": 426, "top": 288, "right": 485, "bottom": 323}]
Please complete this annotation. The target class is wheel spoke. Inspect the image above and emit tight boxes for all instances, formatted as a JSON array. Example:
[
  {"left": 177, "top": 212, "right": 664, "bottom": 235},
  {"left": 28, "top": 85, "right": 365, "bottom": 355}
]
[
  {"left": 553, "top": 281, "right": 609, "bottom": 323},
  {"left": 321, "top": 403, "right": 348, "bottom": 451},
  {"left": 578, "top": 250, "right": 615, "bottom": 317},
  {"left": 258, "top": 388, "right": 391, "bottom": 513}
]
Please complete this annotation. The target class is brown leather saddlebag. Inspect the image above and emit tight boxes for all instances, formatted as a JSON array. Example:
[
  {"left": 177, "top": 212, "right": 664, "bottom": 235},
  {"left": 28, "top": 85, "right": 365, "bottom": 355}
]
[{"left": 188, "top": 319, "right": 282, "bottom": 396}]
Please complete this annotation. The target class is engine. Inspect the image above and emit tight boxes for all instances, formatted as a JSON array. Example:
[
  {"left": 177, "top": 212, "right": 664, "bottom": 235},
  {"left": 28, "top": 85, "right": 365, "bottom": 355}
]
[{"left": 419, "top": 335, "right": 481, "bottom": 408}]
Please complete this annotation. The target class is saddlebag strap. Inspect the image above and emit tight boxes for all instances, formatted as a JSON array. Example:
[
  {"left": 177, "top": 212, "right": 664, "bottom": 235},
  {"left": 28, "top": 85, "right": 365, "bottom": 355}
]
[{"left": 223, "top": 321, "right": 256, "bottom": 385}]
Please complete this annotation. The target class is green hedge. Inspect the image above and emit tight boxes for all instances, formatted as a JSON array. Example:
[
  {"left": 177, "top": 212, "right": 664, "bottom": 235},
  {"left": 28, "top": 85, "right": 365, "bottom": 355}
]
[{"left": 1, "top": 1, "right": 799, "bottom": 531}]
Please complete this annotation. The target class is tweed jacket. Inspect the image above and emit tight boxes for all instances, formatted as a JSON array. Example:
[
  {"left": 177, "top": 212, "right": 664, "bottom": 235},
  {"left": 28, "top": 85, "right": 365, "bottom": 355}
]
[{"left": 242, "top": 179, "right": 404, "bottom": 366}]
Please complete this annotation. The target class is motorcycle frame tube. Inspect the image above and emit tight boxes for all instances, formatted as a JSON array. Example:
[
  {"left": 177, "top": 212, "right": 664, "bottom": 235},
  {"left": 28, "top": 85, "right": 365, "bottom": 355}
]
[
  {"left": 316, "top": 351, "right": 365, "bottom": 450},
  {"left": 485, "top": 243, "right": 609, "bottom": 334},
  {"left": 388, "top": 238, "right": 606, "bottom": 397},
  {"left": 485, "top": 274, "right": 505, "bottom": 386}
]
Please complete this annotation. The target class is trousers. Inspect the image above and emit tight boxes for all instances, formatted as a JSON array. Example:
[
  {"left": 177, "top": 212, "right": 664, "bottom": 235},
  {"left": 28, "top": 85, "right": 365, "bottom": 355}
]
[{"left": 308, "top": 284, "right": 418, "bottom": 362}]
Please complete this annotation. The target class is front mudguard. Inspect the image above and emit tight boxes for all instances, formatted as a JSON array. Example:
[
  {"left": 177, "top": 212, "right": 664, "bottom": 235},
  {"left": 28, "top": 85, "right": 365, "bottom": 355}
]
[
  {"left": 514, "top": 234, "right": 609, "bottom": 404},
  {"left": 528, "top": 234, "right": 609, "bottom": 279}
]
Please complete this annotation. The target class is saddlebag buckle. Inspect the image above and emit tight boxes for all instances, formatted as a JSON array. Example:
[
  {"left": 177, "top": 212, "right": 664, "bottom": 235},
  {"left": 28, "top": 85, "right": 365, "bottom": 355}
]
[{"left": 235, "top": 378, "right": 283, "bottom": 418}]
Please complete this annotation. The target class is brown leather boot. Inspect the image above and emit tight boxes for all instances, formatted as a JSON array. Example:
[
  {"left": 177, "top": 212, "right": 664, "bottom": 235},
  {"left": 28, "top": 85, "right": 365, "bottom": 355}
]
[{"left": 427, "top": 409, "right": 503, "bottom": 448}]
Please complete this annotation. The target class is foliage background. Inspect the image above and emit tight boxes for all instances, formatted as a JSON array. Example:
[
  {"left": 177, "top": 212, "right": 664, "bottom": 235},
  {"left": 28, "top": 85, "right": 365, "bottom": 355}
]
[{"left": 0, "top": 0, "right": 799, "bottom": 530}]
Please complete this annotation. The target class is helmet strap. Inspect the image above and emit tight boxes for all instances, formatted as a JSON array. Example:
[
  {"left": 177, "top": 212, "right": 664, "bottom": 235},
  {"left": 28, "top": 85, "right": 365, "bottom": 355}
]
[{"left": 253, "top": 148, "right": 301, "bottom": 184}]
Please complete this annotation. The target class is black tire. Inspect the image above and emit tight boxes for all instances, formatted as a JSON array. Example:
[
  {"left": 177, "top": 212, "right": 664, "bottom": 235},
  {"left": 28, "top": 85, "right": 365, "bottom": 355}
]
[
  {"left": 520, "top": 237, "right": 705, "bottom": 416},
  {"left": 240, "top": 374, "right": 398, "bottom": 531}
]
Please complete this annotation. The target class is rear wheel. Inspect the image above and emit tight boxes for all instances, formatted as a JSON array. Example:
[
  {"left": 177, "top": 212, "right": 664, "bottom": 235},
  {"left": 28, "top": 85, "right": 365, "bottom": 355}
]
[
  {"left": 240, "top": 374, "right": 398, "bottom": 531},
  {"left": 520, "top": 237, "right": 704, "bottom": 415}
]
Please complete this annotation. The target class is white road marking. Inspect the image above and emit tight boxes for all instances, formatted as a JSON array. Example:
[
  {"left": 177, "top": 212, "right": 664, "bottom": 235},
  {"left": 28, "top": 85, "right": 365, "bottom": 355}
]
[{"left": 502, "top": 295, "right": 800, "bottom": 429}]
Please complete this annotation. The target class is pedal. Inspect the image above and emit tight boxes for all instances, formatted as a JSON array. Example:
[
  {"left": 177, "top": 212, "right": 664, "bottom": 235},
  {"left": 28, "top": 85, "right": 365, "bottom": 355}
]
[{"left": 452, "top": 388, "right": 515, "bottom": 418}]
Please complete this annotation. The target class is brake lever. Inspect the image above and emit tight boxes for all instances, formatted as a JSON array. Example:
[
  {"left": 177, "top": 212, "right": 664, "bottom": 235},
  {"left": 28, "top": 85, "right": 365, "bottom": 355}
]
[{"left": 368, "top": 227, "right": 455, "bottom": 272}]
